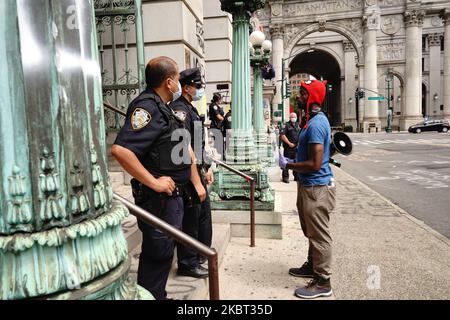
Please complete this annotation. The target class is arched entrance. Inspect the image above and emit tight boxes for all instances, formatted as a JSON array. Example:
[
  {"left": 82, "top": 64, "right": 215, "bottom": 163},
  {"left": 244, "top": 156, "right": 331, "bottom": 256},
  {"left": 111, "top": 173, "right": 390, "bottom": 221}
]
[{"left": 289, "top": 49, "right": 341, "bottom": 126}]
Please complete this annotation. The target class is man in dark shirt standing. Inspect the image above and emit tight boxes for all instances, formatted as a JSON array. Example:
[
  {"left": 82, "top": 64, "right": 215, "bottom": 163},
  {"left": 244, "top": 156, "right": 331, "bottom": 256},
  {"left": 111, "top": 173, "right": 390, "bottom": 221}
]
[
  {"left": 280, "top": 112, "right": 300, "bottom": 183},
  {"left": 170, "top": 68, "right": 214, "bottom": 278},
  {"left": 111, "top": 57, "right": 206, "bottom": 300}
]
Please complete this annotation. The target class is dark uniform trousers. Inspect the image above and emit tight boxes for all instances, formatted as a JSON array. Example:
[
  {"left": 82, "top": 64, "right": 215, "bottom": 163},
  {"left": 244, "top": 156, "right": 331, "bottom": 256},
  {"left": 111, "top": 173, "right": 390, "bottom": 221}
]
[
  {"left": 134, "top": 186, "right": 184, "bottom": 300},
  {"left": 282, "top": 122, "right": 300, "bottom": 181},
  {"left": 177, "top": 178, "right": 212, "bottom": 269}
]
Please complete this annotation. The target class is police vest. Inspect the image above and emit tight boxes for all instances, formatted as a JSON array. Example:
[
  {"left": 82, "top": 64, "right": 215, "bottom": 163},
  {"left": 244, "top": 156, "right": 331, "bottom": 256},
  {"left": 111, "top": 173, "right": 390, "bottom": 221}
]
[{"left": 131, "top": 92, "right": 191, "bottom": 172}]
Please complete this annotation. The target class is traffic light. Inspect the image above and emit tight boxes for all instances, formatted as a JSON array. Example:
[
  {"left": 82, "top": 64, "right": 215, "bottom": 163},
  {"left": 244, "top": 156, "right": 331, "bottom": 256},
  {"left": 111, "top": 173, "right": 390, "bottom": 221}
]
[
  {"left": 355, "top": 88, "right": 365, "bottom": 99},
  {"left": 328, "top": 84, "right": 333, "bottom": 93},
  {"left": 359, "top": 90, "right": 365, "bottom": 99},
  {"left": 285, "top": 82, "right": 291, "bottom": 98}
]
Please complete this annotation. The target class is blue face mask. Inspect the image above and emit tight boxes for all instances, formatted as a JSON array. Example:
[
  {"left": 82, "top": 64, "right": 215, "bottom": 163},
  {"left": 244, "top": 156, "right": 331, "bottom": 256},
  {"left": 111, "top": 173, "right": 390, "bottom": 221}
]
[
  {"left": 169, "top": 79, "right": 182, "bottom": 101},
  {"left": 191, "top": 87, "right": 205, "bottom": 101}
]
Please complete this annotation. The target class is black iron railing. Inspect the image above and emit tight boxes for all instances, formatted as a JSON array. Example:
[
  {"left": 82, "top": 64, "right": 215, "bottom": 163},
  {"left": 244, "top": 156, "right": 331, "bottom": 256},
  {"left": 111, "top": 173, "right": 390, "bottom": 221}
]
[{"left": 113, "top": 193, "right": 220, "bottom": 300}]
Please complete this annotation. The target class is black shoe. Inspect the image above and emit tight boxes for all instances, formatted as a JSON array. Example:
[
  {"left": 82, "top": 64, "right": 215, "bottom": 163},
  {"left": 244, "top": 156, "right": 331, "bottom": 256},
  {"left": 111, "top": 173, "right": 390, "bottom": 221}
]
[
  {"left": 289, "top": 261, "right": 314, "bottom": 278},
  {"left": 294, "top": 276, "right": 333, "bottom": 299},
  {"left": 282, "top": 178, "right": 290, "bottom": 184},
  {"left": 177, "top": 266, "right": 209, "bottom": 279}
]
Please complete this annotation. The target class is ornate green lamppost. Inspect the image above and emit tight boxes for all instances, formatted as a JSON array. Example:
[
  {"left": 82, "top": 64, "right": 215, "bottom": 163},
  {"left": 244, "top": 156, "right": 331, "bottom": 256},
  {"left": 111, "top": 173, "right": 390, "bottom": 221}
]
[
  {"left": 249, "top": 30, "right": 274, "bottom": 165},
  {"left": 385, "top": 68, "right": 394, "bottom": 133},
  {"left": 210, "top": 0, "right": 273, "bottom": 207},
  {"left": 0, "top": 0, "right": 150, "bottom": 300}
]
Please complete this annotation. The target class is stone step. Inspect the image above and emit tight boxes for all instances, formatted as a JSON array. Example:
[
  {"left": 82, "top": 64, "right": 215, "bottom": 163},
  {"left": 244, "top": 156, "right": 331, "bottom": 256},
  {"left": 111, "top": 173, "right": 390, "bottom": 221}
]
[
  {"left": 211, "top": 192, "right": 283, "bottom": 239},
  {"left": 127, "top": 223, "right": 231, "bottom": 300}
]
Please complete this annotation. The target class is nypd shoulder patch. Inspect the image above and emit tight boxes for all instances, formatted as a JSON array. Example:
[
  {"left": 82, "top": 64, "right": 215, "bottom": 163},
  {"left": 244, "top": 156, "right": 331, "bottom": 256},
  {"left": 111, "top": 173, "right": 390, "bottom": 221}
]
[
  {"left": 174, "top": 110, "right": 187, "bottom": 122},
  {"left": 131, "top": 108, "right": 152, "bottom": 130}
]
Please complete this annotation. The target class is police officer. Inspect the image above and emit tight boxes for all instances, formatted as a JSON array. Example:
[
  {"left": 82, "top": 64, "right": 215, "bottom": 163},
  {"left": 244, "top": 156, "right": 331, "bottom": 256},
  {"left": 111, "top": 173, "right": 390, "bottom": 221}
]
[
  {"left": 209, "top": 93, "right": 224, "bottom": 130},
  {"left": 222, "top": 106, "right": 232, "bottom": 155},
  {"left": 170, "top": 68, "right": 214, "bottom": 278},
  {"left": 111, "top": 56, "right": 206, "bottom": 300},
  {"left": 280, "top": 112, "right": 300, "bottom": 183}
]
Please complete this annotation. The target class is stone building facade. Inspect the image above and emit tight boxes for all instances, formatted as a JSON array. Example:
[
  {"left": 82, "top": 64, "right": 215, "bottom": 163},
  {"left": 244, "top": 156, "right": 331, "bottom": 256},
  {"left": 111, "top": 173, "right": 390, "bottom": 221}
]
[{"left": 257, "top": 0, "right": 450, "bottom": 131}]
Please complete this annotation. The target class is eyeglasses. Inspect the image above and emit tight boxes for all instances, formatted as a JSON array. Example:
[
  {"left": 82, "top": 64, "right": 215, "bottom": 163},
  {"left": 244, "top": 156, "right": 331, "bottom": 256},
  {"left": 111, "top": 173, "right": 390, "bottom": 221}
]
[{"left": 192, "top": 83, "right": 205, "bottom": 89}]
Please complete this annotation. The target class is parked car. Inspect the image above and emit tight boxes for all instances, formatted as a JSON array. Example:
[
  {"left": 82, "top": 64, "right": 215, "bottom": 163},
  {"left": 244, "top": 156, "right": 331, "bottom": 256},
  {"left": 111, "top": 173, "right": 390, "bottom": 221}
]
[{"left": 408, "top": 119, "right": 450, "bottom": 133}]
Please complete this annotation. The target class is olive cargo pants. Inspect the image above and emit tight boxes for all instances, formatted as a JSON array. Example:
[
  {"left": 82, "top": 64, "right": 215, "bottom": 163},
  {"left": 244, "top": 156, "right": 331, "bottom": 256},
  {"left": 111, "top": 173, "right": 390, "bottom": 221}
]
[{"left": 296, "top": 184, "right": 336, "bottom": 279}]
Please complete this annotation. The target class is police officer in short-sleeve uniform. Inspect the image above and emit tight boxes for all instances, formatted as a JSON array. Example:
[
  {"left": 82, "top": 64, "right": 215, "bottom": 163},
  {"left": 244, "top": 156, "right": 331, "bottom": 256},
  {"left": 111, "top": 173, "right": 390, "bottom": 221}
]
[
  {"left": 111, "top": 57, "right": 201, "bottom": 300},
  {"left": 170, "top": 68, "right": 214, "bottom": 278}
]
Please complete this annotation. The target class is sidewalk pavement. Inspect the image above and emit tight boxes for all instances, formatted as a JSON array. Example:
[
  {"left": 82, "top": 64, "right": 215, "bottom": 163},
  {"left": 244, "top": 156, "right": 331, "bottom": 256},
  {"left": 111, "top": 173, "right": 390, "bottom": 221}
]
[{"left": 218, "top": 167, "right": 450, "bottom": 300}]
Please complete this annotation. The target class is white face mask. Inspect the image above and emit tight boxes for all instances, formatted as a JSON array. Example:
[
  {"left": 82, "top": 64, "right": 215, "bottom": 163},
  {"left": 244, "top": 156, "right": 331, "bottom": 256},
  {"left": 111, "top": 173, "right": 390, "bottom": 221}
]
[
  {"left": 290, "top": 118, "right": 297, "bottom": 123},
  {"left": 169, "top": 78, "right": 182, "bottom": 101},
  {"left": 190, "top": 87, "right": 205, "bottom": 102}
]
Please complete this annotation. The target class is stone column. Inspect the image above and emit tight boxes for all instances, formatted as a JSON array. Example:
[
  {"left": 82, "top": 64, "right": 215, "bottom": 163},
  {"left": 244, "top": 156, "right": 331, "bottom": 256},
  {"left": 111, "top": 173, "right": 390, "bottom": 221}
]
[
  {"left": 270, "top": 24, "right": 284, "bottom": 123},
  {"left": 428, "top": 33, "right": 442, "bottom": 119},
  {"left": 441, "top": 9, "right": 450, "bottom": 120},
  {"left": 362, "top": 12, "right": 381, "bottom": 132},
  {"left": 343, "top": 41, "right": 357, "bottom": 130},
  {"left": 401, "top": 9, "right": 425, "bottom": 130}
]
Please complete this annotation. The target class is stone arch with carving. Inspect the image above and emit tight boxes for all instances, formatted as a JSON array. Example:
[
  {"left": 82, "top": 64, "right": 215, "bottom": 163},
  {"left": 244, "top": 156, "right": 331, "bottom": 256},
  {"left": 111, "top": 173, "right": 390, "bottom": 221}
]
[
  {"left": 289, "top": 45, "right": 345, "bottom": 75},
  {"left": 284, "top": 21, "right": 364, "bottom": 64}
]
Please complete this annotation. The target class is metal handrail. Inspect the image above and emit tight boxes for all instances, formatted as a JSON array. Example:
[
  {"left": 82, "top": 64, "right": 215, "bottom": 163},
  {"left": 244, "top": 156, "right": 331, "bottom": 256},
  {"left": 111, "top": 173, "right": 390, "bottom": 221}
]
[
  {"left": 113, "top": 193, "right": 220, "bottom": 300},
  {"left": 206, "top": 155, "right": 256, "bottom": 248},
  {"left": 104, "top": 101, "right": 127, "bottom": 117}
]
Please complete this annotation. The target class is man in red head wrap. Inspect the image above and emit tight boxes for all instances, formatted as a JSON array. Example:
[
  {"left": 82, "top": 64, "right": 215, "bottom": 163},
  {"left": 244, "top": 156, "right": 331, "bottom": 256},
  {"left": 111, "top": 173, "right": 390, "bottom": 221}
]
[{"left": 279, "top": 79, "right": 336, "bottom": 299}]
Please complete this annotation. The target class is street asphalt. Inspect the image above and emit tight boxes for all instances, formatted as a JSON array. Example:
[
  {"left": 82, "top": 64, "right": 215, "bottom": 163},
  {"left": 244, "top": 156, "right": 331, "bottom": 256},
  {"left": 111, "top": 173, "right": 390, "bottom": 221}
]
[{"left": 334, "top": 131, "right": 450, "bottom": 238}]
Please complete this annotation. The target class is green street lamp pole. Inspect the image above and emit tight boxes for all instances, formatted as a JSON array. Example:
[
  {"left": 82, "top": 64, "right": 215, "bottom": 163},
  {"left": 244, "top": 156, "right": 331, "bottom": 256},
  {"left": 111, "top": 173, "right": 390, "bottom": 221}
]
[
  {"left": 210, "top": 0, "right": 274, "bottom": 206},
  {"left": 250, "top": 30, "right": 273, "bottom": 165},
  {"left": 386, "top": 68, "right": 394, "bottom": 133}
]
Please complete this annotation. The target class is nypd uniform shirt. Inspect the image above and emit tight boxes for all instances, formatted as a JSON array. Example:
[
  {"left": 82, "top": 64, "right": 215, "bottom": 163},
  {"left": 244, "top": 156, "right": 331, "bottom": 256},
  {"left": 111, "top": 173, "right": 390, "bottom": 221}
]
[
  {"left": 114, "top": 88, "right": 190, "bottom": 185},
  {"left": 170, "top": 96, "right": 199, "bottom": 141},
  {"left": 209, "top": 102, "right": 224, "bottom": 128},
  {"left": 170, "top": 96, "right": 207, "bottom": 164}
]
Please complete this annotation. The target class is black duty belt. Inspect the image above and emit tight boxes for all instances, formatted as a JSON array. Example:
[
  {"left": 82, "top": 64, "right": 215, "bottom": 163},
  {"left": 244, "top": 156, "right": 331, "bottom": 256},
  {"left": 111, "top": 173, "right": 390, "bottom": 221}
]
[{"left": 131, "top": 178, "right": 184, "bottom": 198}]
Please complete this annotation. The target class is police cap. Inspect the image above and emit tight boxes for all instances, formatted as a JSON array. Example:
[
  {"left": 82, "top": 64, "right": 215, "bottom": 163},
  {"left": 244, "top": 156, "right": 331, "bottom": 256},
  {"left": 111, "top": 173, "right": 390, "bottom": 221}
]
[{"left": 179, "top": 68, "right": 204, "bottom": 87}]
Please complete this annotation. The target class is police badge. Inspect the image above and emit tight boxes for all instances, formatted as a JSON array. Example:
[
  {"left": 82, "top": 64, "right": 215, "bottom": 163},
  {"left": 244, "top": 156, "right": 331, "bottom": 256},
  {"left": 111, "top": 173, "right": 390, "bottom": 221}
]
[{"left": 131, "top": 108, "right": 152, "bottom": 130}]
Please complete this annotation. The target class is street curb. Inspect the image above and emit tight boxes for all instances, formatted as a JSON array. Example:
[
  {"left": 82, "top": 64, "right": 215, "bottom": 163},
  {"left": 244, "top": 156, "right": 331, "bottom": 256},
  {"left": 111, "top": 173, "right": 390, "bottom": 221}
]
[{"left": 334, "top": 167, "right": 450, "bottom": 248}]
